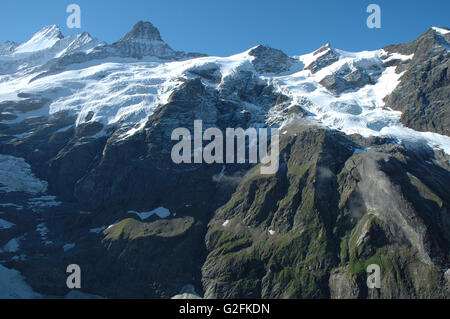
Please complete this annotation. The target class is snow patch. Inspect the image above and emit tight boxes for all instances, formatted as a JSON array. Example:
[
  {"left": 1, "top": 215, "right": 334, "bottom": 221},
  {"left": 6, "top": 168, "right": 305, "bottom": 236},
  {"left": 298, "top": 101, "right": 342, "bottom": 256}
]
[
  {"left": 129, "top": 207, "right": 171, "bottom": 220},
  {"left": 90, "top": 226, "right": 106, "bottom": 234},
  {"left": 432, "top": 27, "right": 450, "bottom": 35},
  {"left": 27, "top": 196, "right": 61, "bottom": 212},
  {"left": 0, "top": 237, "right": 21, "bottom": 253},
  {"left": 0, "top": 155, "right": 48, "bottom": 194},
  {"left": 0, "top": 218, "right": 15, "bottom": 230},
  {"left": 0, "top": 265, "right": 41, "bottom": 298},
  {"left": 353, "top": 148, "right": 366, "bottom": 155},
  {"left": 11, "top": 254, "right": 26, "bottom": 262},
  {"left": 63, "top": 243, "right": 76, "bottom": 252}
]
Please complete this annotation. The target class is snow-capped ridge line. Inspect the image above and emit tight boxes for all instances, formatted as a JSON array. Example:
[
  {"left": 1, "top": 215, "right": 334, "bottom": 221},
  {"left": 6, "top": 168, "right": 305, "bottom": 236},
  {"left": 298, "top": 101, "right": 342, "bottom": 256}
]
[{"left": 0, "top": 24, "right": 449, "bottom": 156}]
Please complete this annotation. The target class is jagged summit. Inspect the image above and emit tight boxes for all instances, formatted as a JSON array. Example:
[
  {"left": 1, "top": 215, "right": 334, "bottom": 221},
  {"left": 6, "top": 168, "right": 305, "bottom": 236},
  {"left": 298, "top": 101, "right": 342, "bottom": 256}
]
[
  {"left": 305, "top": 42, "right": 339, "bottom": 74},
  {"left": 14, "top": 25, "right": 64, "bottom": 54},
  {"left": 0, "top": 20, "right": 205, "bottom": 73},
  {"left": 120, "top": 21, "right": 163, "bottom": 42},
  {"left": 111, "top": 21, "right": 191, "bottom": 60},
  {"left": 34, "top": 25, "right": 64, "bottom": 40},
  {"left": 0, "top": 25, "right": 106, "bottom": 75},
  {"left": 312, "top": 43, "right": 333, "bottom": 56}
]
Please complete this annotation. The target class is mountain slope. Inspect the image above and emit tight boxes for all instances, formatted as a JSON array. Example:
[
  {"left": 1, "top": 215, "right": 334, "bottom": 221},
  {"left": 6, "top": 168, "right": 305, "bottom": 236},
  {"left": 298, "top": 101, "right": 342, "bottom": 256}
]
[{"left": 203, "top": 128, "right": 449, "bottom": 298}]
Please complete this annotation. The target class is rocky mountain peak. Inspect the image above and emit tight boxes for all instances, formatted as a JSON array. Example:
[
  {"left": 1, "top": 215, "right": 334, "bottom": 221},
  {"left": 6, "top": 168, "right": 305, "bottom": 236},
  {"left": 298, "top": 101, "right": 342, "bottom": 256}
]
[
  {"left": 248, "top": 45, "right": 293, "bottom": 74},
  {"left": 313, "top": 43, "right": 333, "bottom": 55},
  {"left": 306, "top": 43, "right": 339, "bottom": 74},
  {"left": 109, "top": 21, "right": 182, "bottom": 59},
  {"left": 120, "top": 21, "right": 163, "bottom": 42},
  {"left": 386, "top": 26, "right": 449, "bottom": 54}
]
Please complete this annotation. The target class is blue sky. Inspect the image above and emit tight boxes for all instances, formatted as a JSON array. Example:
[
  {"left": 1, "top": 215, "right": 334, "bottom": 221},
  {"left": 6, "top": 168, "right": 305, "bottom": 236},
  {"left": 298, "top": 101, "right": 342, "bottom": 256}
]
[{"left": 0, "top": 0, "right": 449, "bottom": 56}]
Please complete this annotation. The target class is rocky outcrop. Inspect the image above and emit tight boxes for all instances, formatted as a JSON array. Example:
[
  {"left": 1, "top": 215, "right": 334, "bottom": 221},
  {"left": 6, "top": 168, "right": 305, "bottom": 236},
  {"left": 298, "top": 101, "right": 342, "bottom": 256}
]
[
  {"left": 249, "top": 45, "right": 294, "bottom": 74},
  {"left": 320, "top": 64, "right": 375, "bottom": 95},
  {"left": 384, "top": 28, "right": 450, "bottom": 136},
  {"left": 306, "top": 44, "right": 339, "bottom": 74}
]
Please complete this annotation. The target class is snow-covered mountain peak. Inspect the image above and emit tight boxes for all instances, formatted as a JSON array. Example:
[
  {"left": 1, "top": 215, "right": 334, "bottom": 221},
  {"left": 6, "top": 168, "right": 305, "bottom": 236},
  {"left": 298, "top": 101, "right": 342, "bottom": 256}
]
[
  {"left": 301, "top": 43, "right": 339, "bottom": 74},
  {"left": 14, "top": 25, "right": 63, "bottom": 54},
  {"left": 0, "top": 26, "right": 106, "bottom": 75},
  {"left": 56, "top": 32, "right": 105, "bottom": 57}
]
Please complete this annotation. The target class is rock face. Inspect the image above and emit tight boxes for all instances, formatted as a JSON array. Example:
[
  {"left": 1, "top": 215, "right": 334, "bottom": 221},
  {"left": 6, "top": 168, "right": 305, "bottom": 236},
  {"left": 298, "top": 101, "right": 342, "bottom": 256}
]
[
  {"left": 249, "top": 45, "right": 294, "bottom": 74},
  {"left": 120, "top": 21, "right": 163, "bottom": 42},
  {"left": 319, "top": 57, "right": 382, "bottom": 95},
  {"left": 108, "top": 21, "right": 206, "bottom": 60},
  {"left": 112, "top": 21, "right": 183, "bottom": 59},
  {"left": 328, "top": 267, "right": 361, "bottom": 299},
  {"left": 306, "top": 44, "right": 339, "bottom": 73},
  {"left": 320, "top": 67, "right": 373, "bottom": 95},
  {"left": 384, "top": 28, "right": 450, "bottom": 136},
  {"left": 0, "top": 23, "right": 449, "bottom": 299}
]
